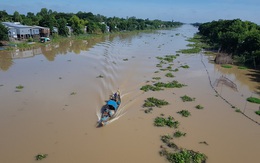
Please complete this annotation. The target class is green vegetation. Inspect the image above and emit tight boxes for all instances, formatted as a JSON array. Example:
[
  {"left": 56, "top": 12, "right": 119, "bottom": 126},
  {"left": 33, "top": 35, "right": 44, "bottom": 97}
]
[
  {"left": 140, "top": 84, "right": 163, "bottom": 92},
  {"left": 143, "top": 97, "right": 169, "bottom": 108},
  {"left": 96, "top": 74, "right": 104, "bottom": 78},
  {"left": 180, "top": 65, "right": 190, "bottom": 69},
  {"left": 198, "top": 19, "right": 260, "bottom": 68},
  {"left": 195, "top": 105, "right": 204, "bottom": 109},
  {"left": 140, "top": 80, "right": 186, "bottom": 92},
  {"left": 0, "top": 9, "right": 183, "bottom": 42},
  {"left": 144, "top": 108, "right": 153, "bottom": 113},
  {"left": 177, "top": 47, "right": 201, "bottom": 54},
  {"left": 70, "top": 92, "right": 76, "bottom": 95},
  {"left": 255, "top": 110, "right": 260, "bottom": 116},
  {"left": 221, "top": 64, "right": 233, "bottom": 68},
  {"left": 154, "top": 80, "right": 186, "bottom": 88},
  {"left": 152, "top": 77, "right": 161, "bottom": 80},
  {"left": 173, "top": 131, "right": 186, "bottom": 138},
  {"left": 181, "top": 95, "right": 195, "bottom": 102},
  {"left": 161, "top": 149, "right": 207, "bottom": 163},
  {"left": 177, "top": 110, "right": 191, "bottom": 117},
  {"left": 154, "top": 116, "right": 179, "bottom": 128},
  {"left": 16, "top": 85, "right": 24, "bottom": 89},
  {"left": 123, "top": 58, "right": 128, "bottom": 61},
  {"left": 165, "top": 72, "right": 174, "bottom": 78},
  {"left": 246, "top": 97, "right": 260, "bottom": 104},
  {"left": 35, "top": 154, "right": 48, "bottom": 160},
  {"left": 238, "top": 66, "right": 248, "bottom": 70}
]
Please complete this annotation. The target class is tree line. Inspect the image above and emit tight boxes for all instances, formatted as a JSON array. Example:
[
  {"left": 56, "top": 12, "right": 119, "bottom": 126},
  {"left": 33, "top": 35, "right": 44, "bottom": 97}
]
[
  {"left": 0, "top": 8, "right": 182, "bottom": 38},
  {"left": 197, "top": 19, "right": 260, "bottom": 68}
]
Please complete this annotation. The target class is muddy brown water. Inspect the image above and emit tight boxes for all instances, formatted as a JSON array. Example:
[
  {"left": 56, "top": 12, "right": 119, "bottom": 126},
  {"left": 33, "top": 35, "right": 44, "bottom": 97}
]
[{"left": 0, "top": 25, "right": 259, "bottom": 163}]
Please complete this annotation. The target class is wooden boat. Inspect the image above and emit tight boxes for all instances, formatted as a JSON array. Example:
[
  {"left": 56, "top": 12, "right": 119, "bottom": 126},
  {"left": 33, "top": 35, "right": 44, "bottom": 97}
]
[{"left": 97, "top": 90, "right": 121, "bottom": 127}]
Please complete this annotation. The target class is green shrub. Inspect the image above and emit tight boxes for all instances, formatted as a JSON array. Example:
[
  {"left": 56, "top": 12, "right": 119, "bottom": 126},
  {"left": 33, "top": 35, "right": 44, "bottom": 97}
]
[
  {"left": 255, "top": 110, "right": 260, "bottom": 116},
  {"left": 173, "top": 131, "right": 186, "bottom": 138}
]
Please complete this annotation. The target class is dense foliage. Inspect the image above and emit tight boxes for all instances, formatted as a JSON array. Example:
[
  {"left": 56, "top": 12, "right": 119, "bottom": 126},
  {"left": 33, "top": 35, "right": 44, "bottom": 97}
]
[
  {"left": 0, "top": 8, "right": 182, "bottom": 38},
  {"left": 198, "top": 19, "right": 260, "bottom": 68}
]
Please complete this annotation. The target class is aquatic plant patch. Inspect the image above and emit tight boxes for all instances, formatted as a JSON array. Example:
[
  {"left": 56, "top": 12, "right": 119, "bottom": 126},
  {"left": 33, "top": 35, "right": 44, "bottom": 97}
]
[
  {"left": 152, "top": 77, "right": 161, "bottom": 80},
  {"left": 177, "top": 110, "right": 191, "bottom": 117},
  {"left": 35, "top": 154, "right": 48, "bottom": 160},
  {"left": 180, "top": 65, "right": 190, "bottom": 69},
  {"left": 246, "top": 97, "right": 260, "bottom": 104},
  {"left": 140, "top": 84, "right": 163, "bottom": 92},
  {"left": 154, "top": 116, "right": 179, "bottom": 128},
  {"left": 154, "top": 80, "right": 186, "bottom": 88},
  {"left": 181, "top": 95, "right": 195, "bottom": 102},
  {"left": 143, "top": 97, "right": 169, "bottom": 108},
  {"left": 173, "top": 131, "right": 186, "bottom": 138},
  {"left": 16, "top": 85, "right": 24, "bottom": 89},
  {"left": 195, "top": 105, "right": 204, "bottom": 109},
  {"left": 165, "top": 72, "right": 174, "bottom": 78}
]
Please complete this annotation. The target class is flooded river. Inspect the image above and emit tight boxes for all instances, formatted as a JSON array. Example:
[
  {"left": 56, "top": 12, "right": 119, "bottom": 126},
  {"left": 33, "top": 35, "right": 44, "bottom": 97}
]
[{"left": 0, "top": 25, "right": 259, "bottom": 163}]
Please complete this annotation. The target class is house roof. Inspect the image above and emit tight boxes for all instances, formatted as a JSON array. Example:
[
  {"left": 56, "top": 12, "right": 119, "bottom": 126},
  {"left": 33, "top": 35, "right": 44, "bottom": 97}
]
[{"left": 2, "top": 22, "right": 32, "bottom": 28}]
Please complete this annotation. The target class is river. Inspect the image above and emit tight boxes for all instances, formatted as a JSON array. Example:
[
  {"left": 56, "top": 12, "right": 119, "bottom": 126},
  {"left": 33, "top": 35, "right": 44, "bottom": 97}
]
[{"left": 0, "top": 24, "right": 259, "bottom": 163}]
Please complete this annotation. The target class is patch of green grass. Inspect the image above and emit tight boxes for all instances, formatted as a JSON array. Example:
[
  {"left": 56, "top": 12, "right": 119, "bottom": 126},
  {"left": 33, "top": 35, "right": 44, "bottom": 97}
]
[
  {"left": 195, "top": 105, "right": 204, "bottom": 109},
  {"left": 35, "top": 154, "right": 48, "bottom": 160},
  {"left": 173, "top": 131, "right": 186, "bottom": 138},
  {"left": 154, "top": 116, "right": 179, "bottom": 128},
  {"left": 143, "top": 97, "right": 169, "bottom": 108},
  {"left": 238, "top": 66, "right": 248, "bottom": 70},
  {"left": 181, "top": 95, "right": 195, "bottom": 102},
  {"left": 177, "top": 110, "right": 191, "bottom": 117},
  {"left": 177, "top": 47, "right": 201, "bottom": 54},
  {"left": 16, "top": 85, "right": 24, "bottom": 89},
  {"left": 165, "top": 72, "right": 174, "bottom": 78},
  {"left": 255, "top": 110, "right": 260, "bottom": 116},
  {"left": 221, "top": 64, "right": 233, "bottom": 68},
  {"left": 246, "top": 97, "right": 260, "bottom": 104}
]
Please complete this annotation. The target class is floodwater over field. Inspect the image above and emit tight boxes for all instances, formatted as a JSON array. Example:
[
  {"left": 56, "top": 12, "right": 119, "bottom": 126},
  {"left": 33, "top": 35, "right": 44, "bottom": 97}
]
[{"left": 0, "top": 25, "right": 259, "bottom": 163}]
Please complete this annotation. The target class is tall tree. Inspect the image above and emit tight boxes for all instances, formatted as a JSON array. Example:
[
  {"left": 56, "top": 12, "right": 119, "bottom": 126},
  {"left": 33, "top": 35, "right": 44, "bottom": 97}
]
[
  {"left": 0, "top": 23, "right": 8, "bottom": 41},
  {"left": 13, "top": 11, "right": 22, "bottom": 22},
  {"left": 69, "top": 15, "right": 85, "bottom": 35},
  {"left": 57, "top": 18, "right": 69, "bottom": 36}
]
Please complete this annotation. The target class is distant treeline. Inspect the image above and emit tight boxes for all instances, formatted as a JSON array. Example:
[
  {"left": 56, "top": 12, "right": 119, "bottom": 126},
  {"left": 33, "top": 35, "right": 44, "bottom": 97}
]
[
  {"left": 0, "top": 8, "right": 182, "bottom": 37},
  {"left": 196, "top": 19, "right": 260, "bottom": 68}
]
